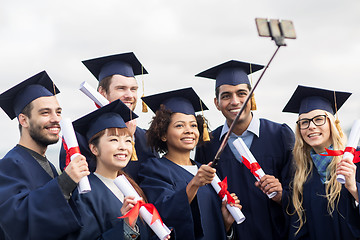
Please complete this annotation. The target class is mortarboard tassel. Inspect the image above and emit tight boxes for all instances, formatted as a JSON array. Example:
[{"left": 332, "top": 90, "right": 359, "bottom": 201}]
[
  {"left": 335, "top": 119, "right": 344, "bottom": 138},
  {"left": 199, "top": 98, "right": 210, "bottom": 142},
  {"left": 142, "top": 94, "right": 148, "bottom": 113},
  {"left": 249, "top": 63, "right": 257, "bottom": 111},
  {"left": 333, "top": 91, "right": 344, "bottom": 138},
  {"left": 203, "top": 122, "right": 210, "bottom": 142},
  {"left": 250, "top": 94, "right": 257, "bottom": 111},
  {"left": 141, "top": 65, "right": 148, "bottom": 113},
  {"left": 131, "top": 140, "right": 138, "bottom": 161}
]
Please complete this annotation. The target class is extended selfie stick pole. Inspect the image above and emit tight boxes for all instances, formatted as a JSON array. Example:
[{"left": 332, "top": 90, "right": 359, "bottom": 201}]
[{"left": 211, "top": 18, "right": 296, "bottom": 167}]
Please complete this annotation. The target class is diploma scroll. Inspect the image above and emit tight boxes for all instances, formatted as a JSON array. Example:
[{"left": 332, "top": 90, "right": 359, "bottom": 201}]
[
  {"left": 79, "top": 81, "right": 110, "bottom": 108},
  {"left": 337, "top": 119, "right": 360, "bottom": 184},
  {"left": 233, "top": 138, "right": 277, "bottom": 198},
  {"left": 211, "top": 175, "right": 246, "bottom": 224},
  {"left": 114, "top": 175, "right": 171, "bottom": 240},
  {"left": 60, "top": 118, "right": 91, "bottom": 194}
]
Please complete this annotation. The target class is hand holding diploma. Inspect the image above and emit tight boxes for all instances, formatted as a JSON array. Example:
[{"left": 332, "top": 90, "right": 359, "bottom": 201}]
[
  {"left": 121, "top": 196, "right": 141, "bottom": 228},
  {"left": 320, "top": 119, "right": 360, "bottom": 184},
  {"left": 60, "top": 118, "right": 91, "bottom": 194},
  {"left": 336, "top": 119, "right": 360, "bottom": 184},
  {"left": 233, "top": 138, "right": 278, "bottom": 199},
  {"left": 254, "top": 175, "right": 283, "bottom": 204},
  {"left": 336, "top": 157, "right": 359, "bottom": 202},
  {"left": 114, "top": 175, "right": 171, "bottom": 240},
  {"left": 211, "top": 175, "right": 245, "bottom": 224}
]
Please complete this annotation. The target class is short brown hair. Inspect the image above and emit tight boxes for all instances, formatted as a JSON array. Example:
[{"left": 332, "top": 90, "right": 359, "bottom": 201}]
[
  {"left": 18, "top": 102, "right": 33, "bottom": 133},
  {"left": 97, "top": 76, "right": 113, "bottom": 94},
  {"left": 146, "top": 105, "right": 208, "bottom": 154}
]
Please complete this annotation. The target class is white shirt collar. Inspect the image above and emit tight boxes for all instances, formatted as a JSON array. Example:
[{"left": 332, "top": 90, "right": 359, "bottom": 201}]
[
  {"left": 219, "top": 112, "right": 260, "bottom": 139},
  {"left": 94, "top": 172, "right": 124, "bottom": 202}
]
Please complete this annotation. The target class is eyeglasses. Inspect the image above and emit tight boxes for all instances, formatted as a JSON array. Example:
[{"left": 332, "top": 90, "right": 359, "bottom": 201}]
[{"left": 296, "top": 114, "right": 327, "bottom": 130}]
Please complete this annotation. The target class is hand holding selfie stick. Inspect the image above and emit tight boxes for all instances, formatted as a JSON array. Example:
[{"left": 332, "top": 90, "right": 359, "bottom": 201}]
[
  {"left": 211, "top": 18, "right": 296, "bottom": 168},
  {"left": 60, "top": 118, "right": 91, "bottom": 194}
]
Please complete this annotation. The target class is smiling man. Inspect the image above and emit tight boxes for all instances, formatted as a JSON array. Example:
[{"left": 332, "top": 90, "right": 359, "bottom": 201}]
[
  {"left": 81, "top": 52, "right": 159, "bottom": 183},
  {"left": 195, "top": 60, "right": 295, "bottom": 240},
  {"left": 0, "top": 71, "right": 89, "bottom": 240}
]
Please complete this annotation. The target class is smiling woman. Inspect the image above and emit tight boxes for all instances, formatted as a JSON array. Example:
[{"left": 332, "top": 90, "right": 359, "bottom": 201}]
[
  {"left": 66, "top": 100, "right": 152, "bottom": 240},
  {"left": 282, "top": 85, "right": 360, "bottom": 240},
  {"left": 297, "top": 110, "right": 332, "bottom": 154},
  {"left": 139, "top": 87, "right": 242, "bottom": 240}
]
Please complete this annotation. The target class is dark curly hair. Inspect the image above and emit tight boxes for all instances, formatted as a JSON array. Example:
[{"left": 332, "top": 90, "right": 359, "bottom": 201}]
[{"left": 146, "top": 105, "right": 210, "bottom": 154}]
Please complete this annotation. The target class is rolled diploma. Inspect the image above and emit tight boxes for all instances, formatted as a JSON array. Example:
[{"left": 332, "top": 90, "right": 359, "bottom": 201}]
[
  {"left": 79, "top": 81, "right": 110, "bottom": 107},
  {"left": 60, "top": 118, "right": 91, "bottom": 194},
  {"left": 211, "top": 174, "right": 245, "bottom": 224},
  {"left": 337, "top": 119, "right": 360, "bottom": 184},
  {"left": 233, "top": 138, "right": 277, "bottom": 198},
  {"left": 114, "top": 175, "right": 171, "bottom": 240}
]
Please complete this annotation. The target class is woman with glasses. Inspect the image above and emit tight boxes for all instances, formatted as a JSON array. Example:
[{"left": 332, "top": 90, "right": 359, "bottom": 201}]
[{"left": 282, "top": 85, "right": 360, "bottom": 240}]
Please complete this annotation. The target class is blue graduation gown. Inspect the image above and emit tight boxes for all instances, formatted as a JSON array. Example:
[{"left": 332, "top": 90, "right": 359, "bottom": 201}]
[
  {"left": 195, "top": 119, "right": 295, "bottom": 240},
  {"left": 0, "top": 145, "right": 82, "bottom": 240},
  {"left": 59, "top": 127, "right": 159, "bottom": 183},
  {"left": 67, "top": 173, "right": 151, "bottom": 240},
  {"left": 288, "top": 164, "right": 360, "bottom": 240},
  {"left": 138, "top": 157, "right": 228, "bottom": 240},
  {"left": 123, "top": 127, "right": 159, "bottom": 184}
]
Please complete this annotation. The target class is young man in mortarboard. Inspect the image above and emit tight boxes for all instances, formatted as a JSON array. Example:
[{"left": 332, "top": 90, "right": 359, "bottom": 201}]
[
  {"left": 195, "top": 60, "right": 295, "bottom": 240},
  {"left": 59, "top": 52, "right": 159, "bottom": 183},
  {"left": 0, "top": 71, "right": 89, "bottom": 240}
]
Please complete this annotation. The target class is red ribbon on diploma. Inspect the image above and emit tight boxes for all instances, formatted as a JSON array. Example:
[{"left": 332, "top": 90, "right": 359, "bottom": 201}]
[
  {"left": 242, "top": 156, "right": 262, "bottom": 179},
  {"left": 119, "top": 200, "right": 164, "bottom": 227},
  {"left": 218, "top": 177, "right": 235, "bottom": 204},
  {"left": 95, "top": 102, "right": 101, "bottom": 109},
  {"left": 319, "top": 147, "right": 360, "bottom": 163},
  {"left": 62, "top": 138, "right": 81, "bottom": 169}
]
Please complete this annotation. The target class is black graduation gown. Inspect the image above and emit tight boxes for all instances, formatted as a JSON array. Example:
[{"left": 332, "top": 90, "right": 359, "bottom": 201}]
[
  {"left": 138, "top": 157, "right": 228, "bottom": 240},
  {"left": 59, "top": 127, "right": 158, "bottom": 183},
  {"left": 288, "top": 166, "right": 360, "bottom": 240},
  {"left": 0, "top": 145, "right": 82, "bottom": 240},
  {"left": 195, "top": 119, "right": 295, "bottom": 240},
  {"left": 67, "top": 173, "right": 151, "bottom": 240}
]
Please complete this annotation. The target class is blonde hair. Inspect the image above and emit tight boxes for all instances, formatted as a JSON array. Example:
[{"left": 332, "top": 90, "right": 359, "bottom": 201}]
[{"left": 290, "top": 111, "right": 346, "bottom": 234}]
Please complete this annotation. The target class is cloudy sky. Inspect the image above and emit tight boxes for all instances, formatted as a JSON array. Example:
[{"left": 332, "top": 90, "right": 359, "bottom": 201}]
[{"left": 1, "top": 0, "right": 359, "bottom": 169}]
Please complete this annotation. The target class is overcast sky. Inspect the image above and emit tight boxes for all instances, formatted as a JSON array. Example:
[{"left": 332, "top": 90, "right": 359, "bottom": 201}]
[{"left": 1, "top": 0, "right": 359, "bottom": 169}]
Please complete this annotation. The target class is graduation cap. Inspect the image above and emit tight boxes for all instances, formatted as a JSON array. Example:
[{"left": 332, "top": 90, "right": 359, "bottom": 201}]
[
  {"left": 82, "top": 52, "right": 148, "bottom": 82},
  {"left": 282, "top": 85, "right": 351, "bottom": 115},
  {"left": 0, "top": 71, "right": 60, "bottom": 120},
  {"left": 142, "top": 87, "right": 211, "bottom": 141},
  {"left": 142, "top": 87, "right": 208, "bottom": 115},
  {"left": 73, "top": 99, "right": 138, "bottom": 142},
  {"left": 195, "top": 60, "right": 264, "bottom": 89}
]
